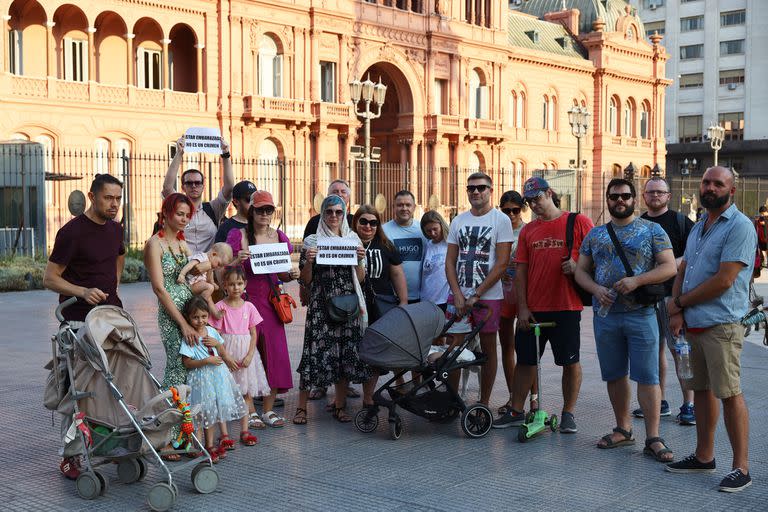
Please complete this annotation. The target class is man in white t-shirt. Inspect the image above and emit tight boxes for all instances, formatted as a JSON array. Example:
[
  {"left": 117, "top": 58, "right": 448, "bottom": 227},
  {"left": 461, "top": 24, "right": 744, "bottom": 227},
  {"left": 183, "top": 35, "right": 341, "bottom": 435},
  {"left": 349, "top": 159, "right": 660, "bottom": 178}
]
[
  {"left": 382, "top": 190, "right": 427, "bottom": 302},
  {"left": 445, "top": 172, "right": 513, "bottom": 405},
  {"left": 162, "top": 135, "right": 235, "bottom": 253}
]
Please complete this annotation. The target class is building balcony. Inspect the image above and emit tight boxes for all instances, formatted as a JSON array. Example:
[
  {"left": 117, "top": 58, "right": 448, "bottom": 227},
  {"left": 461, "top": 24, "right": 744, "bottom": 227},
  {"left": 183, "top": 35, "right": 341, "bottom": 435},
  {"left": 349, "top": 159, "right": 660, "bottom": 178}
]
[
  {"left": 312, "top": 102, "right": 355, "bottom": 126},
  {"left": 465, "top": 118, "right": 505, "bottom": 142},
  {"left": 424, "top": 115, "right": 464, "bottom": 137},
  {"left": 5, "top": 75, "right": 205, "bottom": 111},
  {"left": 243, "top": 95, "right": 312, "bottom": 125}
]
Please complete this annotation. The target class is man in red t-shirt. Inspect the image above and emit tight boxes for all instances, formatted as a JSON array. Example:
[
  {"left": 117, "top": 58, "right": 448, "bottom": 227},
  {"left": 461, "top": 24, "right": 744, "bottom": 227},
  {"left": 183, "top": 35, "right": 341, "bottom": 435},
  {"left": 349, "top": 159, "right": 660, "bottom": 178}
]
[
  {"left": 43, "top": 173, "right": 126, "bottom": 479},
  {"left": 493, "top": 177, "right": 593, "bottom": 432}
]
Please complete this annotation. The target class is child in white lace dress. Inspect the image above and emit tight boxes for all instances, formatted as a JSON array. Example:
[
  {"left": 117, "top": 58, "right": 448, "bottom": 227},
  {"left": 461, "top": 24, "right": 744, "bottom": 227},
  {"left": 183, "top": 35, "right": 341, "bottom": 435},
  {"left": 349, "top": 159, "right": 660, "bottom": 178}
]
[
  {"left": 177, "top": 242, "right": 234, "bottom": 318},
  {"left": 208, "top": 266, "right": 271, "bottom": 429}
]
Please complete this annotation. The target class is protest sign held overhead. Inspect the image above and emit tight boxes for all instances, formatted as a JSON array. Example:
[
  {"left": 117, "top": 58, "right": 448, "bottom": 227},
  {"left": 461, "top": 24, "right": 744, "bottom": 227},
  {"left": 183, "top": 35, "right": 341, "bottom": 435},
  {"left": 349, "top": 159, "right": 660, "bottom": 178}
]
[
  {"left": 249, "top": 243, "right": 292, "bottom": 274},
  {"left": 316, "top": 237, "right": 358, "bottom": 266},
  {"left": 184, "top": 127, "right": 222, "bottom": 154}
]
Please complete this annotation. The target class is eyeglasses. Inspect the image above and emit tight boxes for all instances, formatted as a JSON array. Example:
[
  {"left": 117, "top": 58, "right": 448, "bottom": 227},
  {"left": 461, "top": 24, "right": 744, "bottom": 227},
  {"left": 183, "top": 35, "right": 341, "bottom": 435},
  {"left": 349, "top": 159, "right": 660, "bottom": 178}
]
[
  {"left": 501, "top": 207, "right": 522, "bottom": 215},
  {"left": 324, "top": 208, "right": 344, "bottom": 217},
  {"left": 466, "top": 185, "right": 490, "bottom": 193},
  {"left": 183, "top": 180, "right": 204, "bottom": 188},
  {"left": 525, "top": 192, "right": 545, "bottom": 205},
  {"left": 254, "top": 206, "right": 275, "bottom": 216},
  {"left": 607, "top": 193, "right": 633, "bottom": 201},
  {"left": 358, "top": 218, "right": 379, "bottom": 227},
  {"left": 644, "top": 190, "right": 670, "bottom": 196}
]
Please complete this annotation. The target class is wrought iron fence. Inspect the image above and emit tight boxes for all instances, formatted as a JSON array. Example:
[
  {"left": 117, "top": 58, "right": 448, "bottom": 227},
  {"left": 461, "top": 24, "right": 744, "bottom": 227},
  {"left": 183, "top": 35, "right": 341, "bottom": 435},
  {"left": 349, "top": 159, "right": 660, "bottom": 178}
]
[{"left": 2, "top": 142, "right": 767, "bottom": 257}]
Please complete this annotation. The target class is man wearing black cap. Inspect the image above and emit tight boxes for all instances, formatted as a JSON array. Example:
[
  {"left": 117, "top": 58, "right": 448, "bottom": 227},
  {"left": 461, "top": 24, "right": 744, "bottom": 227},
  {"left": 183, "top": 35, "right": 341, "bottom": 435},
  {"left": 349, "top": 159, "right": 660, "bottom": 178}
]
[{"left": 215, "top": 180, "right": 256, "bottom": 243}]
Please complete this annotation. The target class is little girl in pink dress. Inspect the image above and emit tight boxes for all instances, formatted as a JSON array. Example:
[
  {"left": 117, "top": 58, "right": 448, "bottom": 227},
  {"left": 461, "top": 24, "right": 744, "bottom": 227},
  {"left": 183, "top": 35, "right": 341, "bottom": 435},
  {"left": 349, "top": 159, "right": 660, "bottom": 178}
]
[{"left": 209, "top": 266, "right": 271, "bottom": 429}]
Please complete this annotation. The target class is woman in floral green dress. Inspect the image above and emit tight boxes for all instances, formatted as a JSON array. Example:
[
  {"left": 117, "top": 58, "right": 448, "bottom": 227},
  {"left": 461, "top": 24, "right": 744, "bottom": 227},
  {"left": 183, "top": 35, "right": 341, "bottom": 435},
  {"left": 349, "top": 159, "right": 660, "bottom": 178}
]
[{"left": 144, "top": 193, "right": 197, "bottom": 459}]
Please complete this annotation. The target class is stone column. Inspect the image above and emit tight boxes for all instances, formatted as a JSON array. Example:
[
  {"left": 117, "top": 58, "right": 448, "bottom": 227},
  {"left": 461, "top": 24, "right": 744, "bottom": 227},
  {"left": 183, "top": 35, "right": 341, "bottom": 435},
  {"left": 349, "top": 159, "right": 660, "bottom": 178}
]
[
  {"left": 87, "top": 27, "right": 96, "bottom": 81},
  {"left": 309, "top": 29, "right": 321, "bottom": 101},
  {"left": 46, "top": 21, "right": 56, "bottom": 77},
  {"left": 410, "top": 141, "right": 419, "bottom": 200},
  {"left": 339, "top": 35, "right": 349, "bottom": 103},
  {"left": 126, "top": 33, "right": 135, "bottom": 86},
  {"left": 161, "top": 38, "right": 171, "bottom": 89},
  {"left": 1, "top": 16, "right": 8, "bottom": 74},
  {"left": 195, "top": 44, "right": 204, "bottom": 92},
  {"left": 449, "top": 54, "right": 458, "bottom": 116},
  {"left": 427, "top": 50, "right": 435, "bottom": 114}
]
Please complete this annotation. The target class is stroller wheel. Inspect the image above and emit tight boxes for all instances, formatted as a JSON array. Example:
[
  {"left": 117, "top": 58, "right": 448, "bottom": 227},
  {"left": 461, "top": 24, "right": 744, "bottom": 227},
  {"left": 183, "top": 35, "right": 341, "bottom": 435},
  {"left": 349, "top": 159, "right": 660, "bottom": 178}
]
[
  {"left": 94, "top": 469, "right": 109, "bottom": 496},
  {"left": 461, "top": 404, "right": 493, "bottom": 439},
  {"left": 389, "top": 415, "right": 403, "bottom": 440},
  {"left": 518, "top": 424, "right": 529, "bottom": 443},
  {"left": 147, "top": 482, "right": 176, "bottom": 512},
  {"left": 354, "top": 409, "right": 379, "bottom": 433},
  {"left": 191, "top": 462, "right": 219, "bottom": 494},
  {"left": 137, "top": 458, "right": 148, "bottom": 481},
  {"left": 117, "top": 458, "right": 142, "bottom": 484},
  {"left": 169, "top": 482, "right": 179, "bottom": 499},
  {"left": 75, "top": 471, "right": 102, "bottom": 500}
]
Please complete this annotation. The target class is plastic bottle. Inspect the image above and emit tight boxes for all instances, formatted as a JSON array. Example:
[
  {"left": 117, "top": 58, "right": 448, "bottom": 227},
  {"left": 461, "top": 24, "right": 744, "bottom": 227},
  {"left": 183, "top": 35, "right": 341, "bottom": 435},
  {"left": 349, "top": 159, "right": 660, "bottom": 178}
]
[
  {"left": 597, "top": 289, "right": 618, "bottom": 317},
  {"left": 674, "top": 336, "right": 694, "bottom": 380}
]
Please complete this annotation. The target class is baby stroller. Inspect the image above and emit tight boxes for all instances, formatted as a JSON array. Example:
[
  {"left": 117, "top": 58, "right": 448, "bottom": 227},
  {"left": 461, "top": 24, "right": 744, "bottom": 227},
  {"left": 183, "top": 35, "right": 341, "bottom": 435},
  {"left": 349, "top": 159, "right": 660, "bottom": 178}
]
[
  {"left": 45, "top": 297, "right": 217, "bottom": 511},
  {"left": 355, "top": 301, "right": 493, "bottom": 440}
]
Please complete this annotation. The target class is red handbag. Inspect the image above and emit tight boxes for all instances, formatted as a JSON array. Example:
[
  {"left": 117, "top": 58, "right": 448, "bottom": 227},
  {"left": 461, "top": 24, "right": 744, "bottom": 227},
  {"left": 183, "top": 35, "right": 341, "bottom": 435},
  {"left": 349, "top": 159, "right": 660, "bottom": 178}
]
[{"left": 269, "top": 280, "right": 297, "bottom": 324}]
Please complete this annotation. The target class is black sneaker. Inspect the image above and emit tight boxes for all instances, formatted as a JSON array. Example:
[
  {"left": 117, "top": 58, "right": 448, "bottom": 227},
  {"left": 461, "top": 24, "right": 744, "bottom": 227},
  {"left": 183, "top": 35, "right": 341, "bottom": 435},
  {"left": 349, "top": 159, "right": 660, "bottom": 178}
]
[
  {"left": 559, "top": 411, "right": 577, "bottom": 433},
  {"left": 719, "top": 468, "right": 752, "bottom": 493},
  {"left": 666, "top": 453, "right": 716, "bottom": 473},
  {"left": 633, "top": 400, "right": 671, "bottom": 418},
  {"left": 492, "top": 409, "right": 525, "bottom": 429}
]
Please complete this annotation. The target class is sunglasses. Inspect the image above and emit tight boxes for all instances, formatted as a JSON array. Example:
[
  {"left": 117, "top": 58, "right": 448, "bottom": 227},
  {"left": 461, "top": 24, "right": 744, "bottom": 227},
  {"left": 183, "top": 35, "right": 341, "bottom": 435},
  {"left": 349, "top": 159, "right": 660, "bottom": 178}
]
[
  {"left": 324, "top": 208, "right": 344, "bottom": 217},
  {"left": 607, "top": 193, "right": 633, "bottom": 201},
  {"left": 183, "top": 180, "right": 204, "bottom": 188},
  {"left": 358, "top": 218, "right": 379, "bottom": 227},
  {"left": 466, "top": 185, "right": 490, "bottom": 193},
  {"left": 254, "top": 206, "right": 275, "bottom": 215},
  {"left": 501, "top": 207, "right": 522, "bottom": 215}
]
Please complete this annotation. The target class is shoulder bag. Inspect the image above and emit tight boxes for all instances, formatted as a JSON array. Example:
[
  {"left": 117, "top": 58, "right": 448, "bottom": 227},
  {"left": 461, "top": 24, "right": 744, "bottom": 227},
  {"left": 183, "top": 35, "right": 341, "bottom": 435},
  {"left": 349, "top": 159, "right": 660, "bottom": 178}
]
[
  {"left": 565, "top": 212, "right": 593, "bottom": 306},
  {"left": 327, "top": 294, "right": 360, "bottom": 323},
  {"left": 605, "top": 222, "right": 666, "bottom": 306},
  {"left": 268, "top": 279, "right": 297, "bottom": 324}
]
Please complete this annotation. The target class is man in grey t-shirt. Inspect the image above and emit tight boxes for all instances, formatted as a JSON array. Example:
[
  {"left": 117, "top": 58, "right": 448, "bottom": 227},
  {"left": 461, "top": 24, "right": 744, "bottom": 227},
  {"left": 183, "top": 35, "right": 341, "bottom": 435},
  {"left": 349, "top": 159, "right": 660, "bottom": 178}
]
[{"left": 382, "top": 190, "right": 427, "bottom": 302}]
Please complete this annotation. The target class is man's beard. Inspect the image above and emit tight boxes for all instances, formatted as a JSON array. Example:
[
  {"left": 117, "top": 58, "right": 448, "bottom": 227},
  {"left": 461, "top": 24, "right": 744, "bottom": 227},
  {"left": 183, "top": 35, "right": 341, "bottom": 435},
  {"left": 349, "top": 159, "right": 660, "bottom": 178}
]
[
  {"left": 609, "top": 202, "right": 635, "bottom": 219},
  {"left": 700, "top": 192, "right": 730, "bottom": 209}
]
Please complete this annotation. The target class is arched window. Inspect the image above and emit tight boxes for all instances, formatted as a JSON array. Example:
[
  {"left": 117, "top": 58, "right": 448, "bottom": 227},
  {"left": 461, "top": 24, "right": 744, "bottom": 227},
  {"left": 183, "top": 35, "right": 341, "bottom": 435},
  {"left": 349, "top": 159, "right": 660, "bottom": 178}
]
[
  {"left": 640, "top": 103, "right": 650, "bottom": 139},
  {"left": 10, "top": 132, "right": 29, "bottom": 140},
  {"left": 508, "top": 91, "right": 516, "bottom": 127},
  {"left": 542, "top": 96, "right": 549, "bottom": 129},
  {"left": 550, "top": 96, "right": 557, "bottom": 131},
  {"left": 516, "top": 92, "right": 525, "bottom": 127},
  {"left": 468, "top": 151, "right": 481, "bottom": 172},
  {"left": 468, "top": 69, "right": 487, "bottom": 119},
  {"left": 609, "top": 97, "right": 618, "bottom": 135},
  {"left": 257, "top": 138, "right": 280, "bottom": 195},
  {"left": 623, "top": 101, "right": 633, "bottom": 137},
  {"left": 258, "top": 35, "right": 282, "bottom": 98},
  {"left": 94, "top": 138, "right": 110, "bottom": 174}
]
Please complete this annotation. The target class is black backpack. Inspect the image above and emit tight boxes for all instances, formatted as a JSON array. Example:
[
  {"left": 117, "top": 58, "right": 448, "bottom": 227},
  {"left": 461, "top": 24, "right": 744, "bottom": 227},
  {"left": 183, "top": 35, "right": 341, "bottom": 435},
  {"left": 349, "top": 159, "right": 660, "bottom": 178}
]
[{"left": 566, "top": 212, "right": 593, "bottom": 306}]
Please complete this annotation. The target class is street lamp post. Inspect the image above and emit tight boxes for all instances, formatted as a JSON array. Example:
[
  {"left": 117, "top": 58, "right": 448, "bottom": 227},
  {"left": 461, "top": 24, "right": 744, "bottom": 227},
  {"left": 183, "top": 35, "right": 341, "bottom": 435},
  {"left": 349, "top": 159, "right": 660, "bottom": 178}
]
[
  {"left": 567, "top": 106, "right": 590, "bottom": 211},
  {"left": 349, "top": 76, "right": 387, "bottom": 204},
  {"left": 707, "top": 123, "right": 725, "bottom": 166}
]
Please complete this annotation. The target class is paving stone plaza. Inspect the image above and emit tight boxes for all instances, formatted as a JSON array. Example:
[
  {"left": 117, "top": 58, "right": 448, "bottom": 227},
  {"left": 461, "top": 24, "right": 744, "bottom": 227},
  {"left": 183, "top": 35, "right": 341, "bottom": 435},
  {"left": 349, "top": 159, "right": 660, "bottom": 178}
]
[{"left": 1, "top": 280, "right": 766, "bottom": 511}]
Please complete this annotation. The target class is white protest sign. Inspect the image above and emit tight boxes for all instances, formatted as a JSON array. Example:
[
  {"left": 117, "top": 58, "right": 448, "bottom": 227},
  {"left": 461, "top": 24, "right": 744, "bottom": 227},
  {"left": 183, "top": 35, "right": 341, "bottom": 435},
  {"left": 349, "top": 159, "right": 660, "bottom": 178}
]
[
  {"left": 315, "top": 237, "right": 358, "bottom": 266},
  {"left": 249, "top": 243, "right": 292, "bottom": 274},
  {"left": 184, "top": 127, "right": 222, "bottom": 154}
]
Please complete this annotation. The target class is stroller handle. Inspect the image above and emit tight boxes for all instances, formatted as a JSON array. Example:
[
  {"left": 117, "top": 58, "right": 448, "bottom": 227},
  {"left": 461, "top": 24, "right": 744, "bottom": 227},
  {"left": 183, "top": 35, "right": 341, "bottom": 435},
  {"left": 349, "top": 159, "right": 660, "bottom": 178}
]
[{"left": 55, "top": 296, "right": 79, "bottom": 322}]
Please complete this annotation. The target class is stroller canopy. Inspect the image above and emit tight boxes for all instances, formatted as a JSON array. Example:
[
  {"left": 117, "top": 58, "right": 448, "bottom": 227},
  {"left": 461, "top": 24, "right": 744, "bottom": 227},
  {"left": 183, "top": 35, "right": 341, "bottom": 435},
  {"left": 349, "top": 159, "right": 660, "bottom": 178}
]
[{"left": 359, "top": 301, "right": 445, "bottom": 370}]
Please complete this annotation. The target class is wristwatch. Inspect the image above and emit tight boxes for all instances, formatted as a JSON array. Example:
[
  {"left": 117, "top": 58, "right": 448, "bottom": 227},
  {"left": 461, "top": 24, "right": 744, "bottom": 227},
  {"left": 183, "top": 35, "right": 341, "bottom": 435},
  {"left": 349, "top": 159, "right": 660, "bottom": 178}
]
[{"left": 221, "top": 151, "right": 231, "bottom": 159}]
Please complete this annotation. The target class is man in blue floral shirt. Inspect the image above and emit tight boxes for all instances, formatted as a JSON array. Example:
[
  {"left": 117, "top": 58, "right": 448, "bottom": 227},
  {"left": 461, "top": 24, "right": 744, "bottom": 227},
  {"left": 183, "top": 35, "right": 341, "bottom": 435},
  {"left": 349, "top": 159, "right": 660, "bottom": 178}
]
[{"left": 575, "top": 178, "right": 677, "bottom": 461}]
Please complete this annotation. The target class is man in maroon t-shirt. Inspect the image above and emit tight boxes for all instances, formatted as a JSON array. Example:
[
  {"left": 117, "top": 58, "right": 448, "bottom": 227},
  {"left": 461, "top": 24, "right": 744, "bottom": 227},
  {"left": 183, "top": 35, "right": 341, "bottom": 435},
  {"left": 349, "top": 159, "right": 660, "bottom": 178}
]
[{"left": 43, "top": 173, "right": 125, "bottom": 479}]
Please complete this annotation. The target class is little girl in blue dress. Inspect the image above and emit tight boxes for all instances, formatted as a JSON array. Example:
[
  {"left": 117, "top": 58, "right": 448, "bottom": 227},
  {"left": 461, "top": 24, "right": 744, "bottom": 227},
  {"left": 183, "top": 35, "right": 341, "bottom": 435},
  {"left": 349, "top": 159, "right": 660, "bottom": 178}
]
[{"left": 180, "top": 296, "right": 256, "bottom": 463}]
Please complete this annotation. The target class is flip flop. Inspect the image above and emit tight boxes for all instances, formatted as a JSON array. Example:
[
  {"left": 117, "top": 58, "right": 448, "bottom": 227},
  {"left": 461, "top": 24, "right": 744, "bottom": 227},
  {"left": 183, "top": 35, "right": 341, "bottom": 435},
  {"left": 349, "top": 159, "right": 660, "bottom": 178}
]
[{"left": 597, "top": 427, "right": 635, "bottom": 449}]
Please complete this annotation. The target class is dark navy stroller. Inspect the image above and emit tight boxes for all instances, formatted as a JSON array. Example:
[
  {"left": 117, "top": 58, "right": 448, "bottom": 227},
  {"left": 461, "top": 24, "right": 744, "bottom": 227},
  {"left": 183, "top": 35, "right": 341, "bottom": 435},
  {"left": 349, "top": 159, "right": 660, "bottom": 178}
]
[{"left": 355, "top": 302, "right": 493, "bottom": 439}]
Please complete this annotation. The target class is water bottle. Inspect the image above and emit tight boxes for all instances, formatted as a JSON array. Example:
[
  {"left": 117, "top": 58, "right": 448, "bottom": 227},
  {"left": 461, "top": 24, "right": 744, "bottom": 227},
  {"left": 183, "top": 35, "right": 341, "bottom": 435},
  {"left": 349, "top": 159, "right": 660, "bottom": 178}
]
[
  {"left": 674, "top": 336, "right": 694, "bottom": 380},
  {"left": 597, "top": 289, "right": 618, "bottom": 317}
]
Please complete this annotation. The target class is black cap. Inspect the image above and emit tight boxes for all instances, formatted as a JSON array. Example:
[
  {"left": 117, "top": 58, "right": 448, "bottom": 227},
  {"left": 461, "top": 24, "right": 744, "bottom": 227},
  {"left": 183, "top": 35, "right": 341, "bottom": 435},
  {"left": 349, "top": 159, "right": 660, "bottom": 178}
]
[{"left": 232, "top": 180, "right": 256, "bottom": 200}]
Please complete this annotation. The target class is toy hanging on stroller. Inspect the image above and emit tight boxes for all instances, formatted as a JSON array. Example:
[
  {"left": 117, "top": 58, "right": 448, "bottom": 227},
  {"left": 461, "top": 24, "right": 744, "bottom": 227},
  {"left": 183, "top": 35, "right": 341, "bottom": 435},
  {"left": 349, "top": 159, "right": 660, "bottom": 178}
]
[
  {"left": 44, "top": 297, "right": 218, "bottom": 511},
  {"left": 355, "top": 301, "right": 494, "bottom": 439}
]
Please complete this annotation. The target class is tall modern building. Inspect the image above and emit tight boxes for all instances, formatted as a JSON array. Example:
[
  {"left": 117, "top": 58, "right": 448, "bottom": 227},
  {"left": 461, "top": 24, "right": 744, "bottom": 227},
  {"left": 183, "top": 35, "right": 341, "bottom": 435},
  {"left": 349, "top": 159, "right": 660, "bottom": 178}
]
[{"left": 630, "top": 0, "right": 768, "bottom": 176}]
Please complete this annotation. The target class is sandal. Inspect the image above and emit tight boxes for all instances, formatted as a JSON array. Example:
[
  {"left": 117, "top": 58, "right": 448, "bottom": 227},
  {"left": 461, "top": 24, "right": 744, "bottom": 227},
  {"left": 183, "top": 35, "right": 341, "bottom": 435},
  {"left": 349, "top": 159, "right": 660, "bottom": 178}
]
[
  {"left": 597, "top": 427, "right": 635, "bottom": 449},
  {"left": 248, "top": 413, "right": 266, "bottom": 429},
  {"left": 160, "top": 453, "right": 181, "bottom": 462},
  {"left": 239, "top": 431, "right": 258, "bottom": 446},
  {"left": 332, "top": 406, "right": 352, "bottom": 423},
  {"left": 292, "top": 407, "right": 307, "bottom": 425},
  {"left": 308, "top": 387, "right": 327, "bottom": 400},
  {"left": 218, "top": 435, "right": 235, "bottom": 452},
  {"left": 643, "top": 437, "right": 673, "bottom": 462},
  {"left": 204, "top": 446, "right": 220, "bottom": 464},
  {"left": 262, "top": 411, "right": 285, "bottom": 428},
  {"left": 497, "top": 400, "right": 514, "bottom": 415}
]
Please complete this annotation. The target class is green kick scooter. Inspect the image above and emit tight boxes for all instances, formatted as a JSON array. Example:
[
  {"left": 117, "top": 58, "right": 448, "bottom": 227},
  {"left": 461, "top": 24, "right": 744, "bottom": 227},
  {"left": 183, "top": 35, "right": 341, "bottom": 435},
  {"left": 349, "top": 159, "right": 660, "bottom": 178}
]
[{"left": 518, "top": 322, "right": 558, "bottom": 443}]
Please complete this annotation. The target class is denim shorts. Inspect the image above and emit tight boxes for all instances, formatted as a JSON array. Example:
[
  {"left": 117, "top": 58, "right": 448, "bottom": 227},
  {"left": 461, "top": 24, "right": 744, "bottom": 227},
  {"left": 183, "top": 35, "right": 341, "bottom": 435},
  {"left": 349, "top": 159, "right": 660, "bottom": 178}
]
[{"left": 593, "top": 307, "right": 660, "bottom": 384}]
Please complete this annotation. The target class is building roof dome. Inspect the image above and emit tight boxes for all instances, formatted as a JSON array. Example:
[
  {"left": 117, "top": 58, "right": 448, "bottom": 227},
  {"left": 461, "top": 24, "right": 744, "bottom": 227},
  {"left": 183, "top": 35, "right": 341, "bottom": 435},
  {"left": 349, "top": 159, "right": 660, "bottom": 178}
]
[{"left": 511, "top": 0, "right": 645, "bottom": 36}]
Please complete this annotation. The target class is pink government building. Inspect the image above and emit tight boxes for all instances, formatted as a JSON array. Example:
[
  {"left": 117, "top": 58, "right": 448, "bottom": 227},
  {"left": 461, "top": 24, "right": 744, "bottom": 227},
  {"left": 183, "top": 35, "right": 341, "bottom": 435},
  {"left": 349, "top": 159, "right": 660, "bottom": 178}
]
[{"left": 1, "top": 0, "right": 668, "bottom": 242}]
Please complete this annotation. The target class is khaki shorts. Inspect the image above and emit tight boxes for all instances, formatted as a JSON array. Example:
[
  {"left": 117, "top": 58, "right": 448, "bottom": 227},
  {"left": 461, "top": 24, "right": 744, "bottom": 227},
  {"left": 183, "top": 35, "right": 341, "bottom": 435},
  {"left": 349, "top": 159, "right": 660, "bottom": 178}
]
[{"left": 685, "top": 323, "right": 743, "bottom": 399}]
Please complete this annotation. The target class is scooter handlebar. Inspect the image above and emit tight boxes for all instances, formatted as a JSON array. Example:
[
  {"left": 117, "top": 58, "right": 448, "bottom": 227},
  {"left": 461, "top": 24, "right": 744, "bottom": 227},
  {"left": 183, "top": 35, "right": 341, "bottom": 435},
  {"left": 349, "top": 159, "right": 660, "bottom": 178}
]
[{"left": 529, "top": 322, "right": 557, "bottom": 329}]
